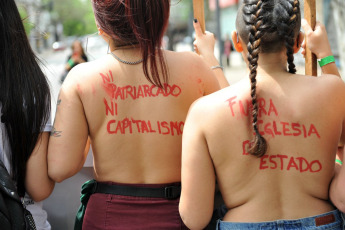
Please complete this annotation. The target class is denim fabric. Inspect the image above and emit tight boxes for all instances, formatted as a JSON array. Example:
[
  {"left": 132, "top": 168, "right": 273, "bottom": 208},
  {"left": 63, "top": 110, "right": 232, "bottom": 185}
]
[{"left": 217, "top": 209, "right": 344, "bottom": 230}]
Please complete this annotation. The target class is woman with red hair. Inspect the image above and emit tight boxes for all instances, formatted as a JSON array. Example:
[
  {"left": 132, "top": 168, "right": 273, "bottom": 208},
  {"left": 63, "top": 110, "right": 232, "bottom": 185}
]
[{"left": 48, "top": 0, "right": 227, "bottom": 229}]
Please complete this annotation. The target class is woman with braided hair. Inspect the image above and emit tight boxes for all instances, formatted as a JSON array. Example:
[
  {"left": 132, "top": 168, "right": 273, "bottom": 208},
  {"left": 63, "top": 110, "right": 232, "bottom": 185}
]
[{"left": 180, "top": 0, "right": 345, "bottom": 229}]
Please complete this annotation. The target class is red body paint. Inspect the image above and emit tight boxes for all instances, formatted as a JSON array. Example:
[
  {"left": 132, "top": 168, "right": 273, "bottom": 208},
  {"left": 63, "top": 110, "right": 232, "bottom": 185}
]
[
  {"left": 226, "top": 96, "right": 278, "bottom": 117},
  {"left": 259, "top": 154, "right": 322, "bottom": 173},
  {"left": 107, "top": 118, "right": 184, "bottom": 136},
  {"left": 77, "top": 84, "right": 83, "bottom": 95},
  {"left": 100, "top": 71, "right": 182, "bottom": 100},
  {"left": 104, "top": 98, "right": 118, "bottom": 116},
  {"left": 101, "top": 70, "right": 183, "bottom": 136},
  {"left": 258, "top": 120, "right": 320, "bottom": 139}
]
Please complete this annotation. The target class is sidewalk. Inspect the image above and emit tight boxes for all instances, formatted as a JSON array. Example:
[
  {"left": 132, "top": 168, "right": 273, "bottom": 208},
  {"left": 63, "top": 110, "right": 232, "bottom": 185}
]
[{"left": 223, "top": 52, "right": 247, "bottom": 85}]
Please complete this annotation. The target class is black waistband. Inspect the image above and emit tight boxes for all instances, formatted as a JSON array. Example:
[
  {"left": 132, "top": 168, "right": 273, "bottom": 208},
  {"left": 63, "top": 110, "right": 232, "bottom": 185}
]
[{"left": 93, "top": 182, "right": 181, "bottom": 200}]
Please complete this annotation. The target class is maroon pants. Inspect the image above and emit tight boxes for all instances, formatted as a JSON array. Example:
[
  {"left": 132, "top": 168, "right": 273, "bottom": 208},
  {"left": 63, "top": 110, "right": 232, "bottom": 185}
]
[{"left": 82, "top": 182, "right": 189, "bottom": 230}]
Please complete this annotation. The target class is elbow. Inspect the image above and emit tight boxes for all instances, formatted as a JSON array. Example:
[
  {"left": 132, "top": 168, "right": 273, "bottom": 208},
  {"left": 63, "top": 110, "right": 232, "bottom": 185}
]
[
  {"left": 337, "top": 204, "right": 345, "bottom": 213},
  {"left": 331, "top": 194, "right": 345, "bottom": 213},
  {"left": 28, "top": 182, "right": 55, "bottom": 202},
  {"left": 179, "top": 205, "right": 210, "bottom": 230},
  {"left": 330, "top": 181, "right": 345, "bottom": 213},
  {"left": 48, "top": 167, "right": 71, "bottom": 183},
  {"left": 332, "top": 198, "right": 345, "bottom": 213},
  {"left": 49, "top": 175, "right": 64, "bottom": 183},
  {"left": 180, "top": 217, "right": 209, "bottom": 230}
]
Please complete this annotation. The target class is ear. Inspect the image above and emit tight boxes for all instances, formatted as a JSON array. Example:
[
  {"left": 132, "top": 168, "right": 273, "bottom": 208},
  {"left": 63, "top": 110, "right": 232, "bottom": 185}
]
[
  {"left": 97, "top": 26, "right": 104, "bottom": 35},
  {"left": 293, "top": 31, "right": 304, "bottom": 53},
  {"left": 231, "top": 31, "right": 243, "bottom": 52}
]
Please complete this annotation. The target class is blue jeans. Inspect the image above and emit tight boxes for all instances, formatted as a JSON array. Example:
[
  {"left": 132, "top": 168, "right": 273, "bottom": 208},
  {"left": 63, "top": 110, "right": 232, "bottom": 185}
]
[{"left": 216, "top": 209, "right": 344, "bottom": 229}]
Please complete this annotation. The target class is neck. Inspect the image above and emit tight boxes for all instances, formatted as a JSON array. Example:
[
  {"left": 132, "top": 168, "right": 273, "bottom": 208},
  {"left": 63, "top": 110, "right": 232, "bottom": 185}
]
[
  {"left": 246, "top": 52, "right": 289, "bottom": 76},
  {"left": 109, "top": 43, "right": 143, "bottom": 65},
  {"left": 109, "top": 40, "right": 140, "bottom": 51}
]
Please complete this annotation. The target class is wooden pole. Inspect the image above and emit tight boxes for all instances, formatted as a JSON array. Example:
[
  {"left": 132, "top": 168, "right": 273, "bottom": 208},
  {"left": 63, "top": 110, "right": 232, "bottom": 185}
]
[
  {"left": 304, "top": 0, "right": 317, "bottom": 76},
  {"left": 193, "top": 0, "right": 206, "bottom": 33}
]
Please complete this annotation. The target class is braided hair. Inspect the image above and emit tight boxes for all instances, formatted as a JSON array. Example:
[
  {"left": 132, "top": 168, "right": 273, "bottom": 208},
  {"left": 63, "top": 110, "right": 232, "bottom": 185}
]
[
  {"left": 236, "top": 0, "right": 301, "bottom": 157},
  {"left": 275, "top": 0, "right": 300, "bottom": 73}
]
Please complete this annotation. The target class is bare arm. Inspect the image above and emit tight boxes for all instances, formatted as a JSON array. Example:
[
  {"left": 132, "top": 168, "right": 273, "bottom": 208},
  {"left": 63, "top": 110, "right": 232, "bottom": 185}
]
[
  {"left": 329, "top": 82, "right": 345, "bottom": 212},
  {"left": 25, "top": 132, "right": 55, "bottom": 201},
  {"left": 301, "top": 19, "right": 341, "bottom": 78},
  {"left": 193, "top": 20, "right": 229, "bottom": 88},
  {"left": 48, "top": 68, "right": 89, "bottom": 182},
  {"left": 179, "top": 100, "right": 215, "bottom": 229},
  {"left": 330, "top": 141, "right": 345, "bottom": 212}
]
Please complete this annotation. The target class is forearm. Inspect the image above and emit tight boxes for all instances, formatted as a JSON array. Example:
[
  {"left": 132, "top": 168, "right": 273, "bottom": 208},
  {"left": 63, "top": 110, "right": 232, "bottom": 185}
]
[
  {"left": 48, "top": 136, "right": 89, "bottom": 183},
  {"left": 202, "top": 54, "right": 229, "bottom": 88},
  {"left": 320, "top": 63, "right": 341, "bottom": 78},
  {"left": 317, "top": 51, "right": 341, "bottom": 78},
  {"left": 25, "top": 132, "right": 55, "bottom": 201},
  {"left": 26, "top": 174, "right": 55, "bottom": 202},
  {"left": 330, "top": 164, "right": 345, "bottom": 212},
  {"left": 330, "top": 145, "right": 345, "bottom": 211}
]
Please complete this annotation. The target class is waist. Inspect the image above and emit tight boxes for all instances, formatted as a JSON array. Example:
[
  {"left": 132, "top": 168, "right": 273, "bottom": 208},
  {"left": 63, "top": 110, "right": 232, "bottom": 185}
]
[{"left": 93, "top": 181, "right": 181, "bottom": 200}]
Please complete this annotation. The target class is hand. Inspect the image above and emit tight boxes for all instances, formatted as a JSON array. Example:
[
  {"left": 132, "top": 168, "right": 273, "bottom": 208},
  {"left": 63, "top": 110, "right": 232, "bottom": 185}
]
[
  {"left": 193, "top": 19, "right": 216, "bottom": 58},
  {"left": 193, "top": 19, "right": 220, "bottom": 69},
  {"left": 301, "top": 19, "right": 332, "bottom": 59},
  {"left": 72, "top": 55, "right": 85, "bottom": 64}
]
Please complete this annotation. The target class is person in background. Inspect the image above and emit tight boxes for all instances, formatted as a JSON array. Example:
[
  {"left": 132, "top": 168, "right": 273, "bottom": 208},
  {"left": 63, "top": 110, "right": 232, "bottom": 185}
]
[
  {"left": 61, "top": 40, "right": 88, "bottom": 82},
  {"left": 223, "top": 34, "right": 232, "bottom": 67},
  {"left": 48, "top": 0, "right": 228, "bottom": 229},
  {"left": 179, "top": 0, "right": 344, "bottom": 229},
  {"left": 0, "top": 0, "right": 55, "bottom": 229}
]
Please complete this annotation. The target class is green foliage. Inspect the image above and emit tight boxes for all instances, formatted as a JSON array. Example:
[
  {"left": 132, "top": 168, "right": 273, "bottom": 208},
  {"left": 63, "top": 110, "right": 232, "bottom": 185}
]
[
  {"left": 170, "top": 0, "right": 191, "bottom": 23},
  {"left": 18, "top": 6, "right": 34, "bottom": 35},
  {"left": 53, "top": 0, "right": 96, "bottom": 36}
]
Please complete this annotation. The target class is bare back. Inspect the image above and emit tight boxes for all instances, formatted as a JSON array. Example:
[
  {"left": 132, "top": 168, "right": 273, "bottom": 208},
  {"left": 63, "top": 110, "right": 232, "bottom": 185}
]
[
  {"left": 180, "top": 72, "right": 345, "bottom": 224},
  {"left": 48, "top": 50, "right": 220, "bottom": 184}
]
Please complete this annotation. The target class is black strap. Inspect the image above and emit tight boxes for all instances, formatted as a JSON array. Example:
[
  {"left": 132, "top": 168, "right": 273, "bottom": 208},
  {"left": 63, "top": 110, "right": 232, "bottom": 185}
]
[{"left": 94, "top": 182, "right": 181, "bottom": 200}]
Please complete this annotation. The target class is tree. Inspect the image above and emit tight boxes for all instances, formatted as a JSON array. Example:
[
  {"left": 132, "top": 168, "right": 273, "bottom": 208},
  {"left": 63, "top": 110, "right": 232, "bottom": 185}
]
[{"left": 53, "top": 0, "right": 96, "bottom": 36}]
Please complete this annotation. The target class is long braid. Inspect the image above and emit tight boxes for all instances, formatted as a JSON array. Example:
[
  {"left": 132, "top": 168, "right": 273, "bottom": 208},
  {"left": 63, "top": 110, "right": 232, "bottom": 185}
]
[
  {"left": 243, "top": 0, "right": 268, "bottom": 157},
  {"left": 276, "top": 0, "right": 300, "bottom": 74}
]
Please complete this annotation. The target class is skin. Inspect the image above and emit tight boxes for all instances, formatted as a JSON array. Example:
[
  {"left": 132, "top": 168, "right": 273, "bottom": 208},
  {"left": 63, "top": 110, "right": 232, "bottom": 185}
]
[
  {"left": 193, "top": 21, "right": 230, "bottom": 88},
  {"left": 25, "top": 132, "right": 55, "bottom": 201},
  {"left": 301, "top": 19, "right": 341, "bottom": 78},
  {"left": 179, "top": 20, "right": 345, "bottom": 229},
  {"left": 47, "top": 24, "right": 222, "bottom": 185}
]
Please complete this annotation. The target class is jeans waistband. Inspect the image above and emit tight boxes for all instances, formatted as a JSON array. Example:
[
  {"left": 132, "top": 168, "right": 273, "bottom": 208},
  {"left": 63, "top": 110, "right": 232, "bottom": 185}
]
[{"left": 217, "top": 209, "right": 344, "bottom": 230}]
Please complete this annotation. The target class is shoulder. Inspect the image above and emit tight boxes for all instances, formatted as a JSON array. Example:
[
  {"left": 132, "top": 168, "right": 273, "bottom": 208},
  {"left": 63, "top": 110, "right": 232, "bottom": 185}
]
[
  {"left": 294, "top": 74, "right": 345, "bottom": 95},
  {"left": 61, "top": 57, "right": 107, "bottom": 95},
  {"left": 164, "top": 50, "right": 207, "bottom": 68},
  {"left": 63, "top": 57, "right": 106, "bottom": 84},
  {"left": 188, "top": 81, "right": 246, "bottom": 119},
  {"left": 316, "top": 74, "right": 345, "bottom": 96}
]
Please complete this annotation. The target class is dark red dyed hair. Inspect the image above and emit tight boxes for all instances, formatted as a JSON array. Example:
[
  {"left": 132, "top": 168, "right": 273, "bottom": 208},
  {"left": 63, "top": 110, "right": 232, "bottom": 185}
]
[{"left": 92, "top": 0, "right": 170, "bottom": 88}]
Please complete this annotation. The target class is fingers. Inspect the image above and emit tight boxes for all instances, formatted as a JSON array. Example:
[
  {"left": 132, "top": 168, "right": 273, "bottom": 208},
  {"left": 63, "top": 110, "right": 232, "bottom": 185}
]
[
  {"left": 193, "top": 40, "right": 199, "bottom": 54},
  {"left": 301, "top": 38, "right": 306, "bottom": 49},
  {"left": 301, "top": 19, "right": 313, "bottom": 36},
  {"left": 314, "top": 21, "right": 326, "bottom": 34},
  {"left": 193, "top": 19, "right": 203, "bottom": 38},
  {"left": 301, "top": 48, "right": 306, "bottom": 58}
]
